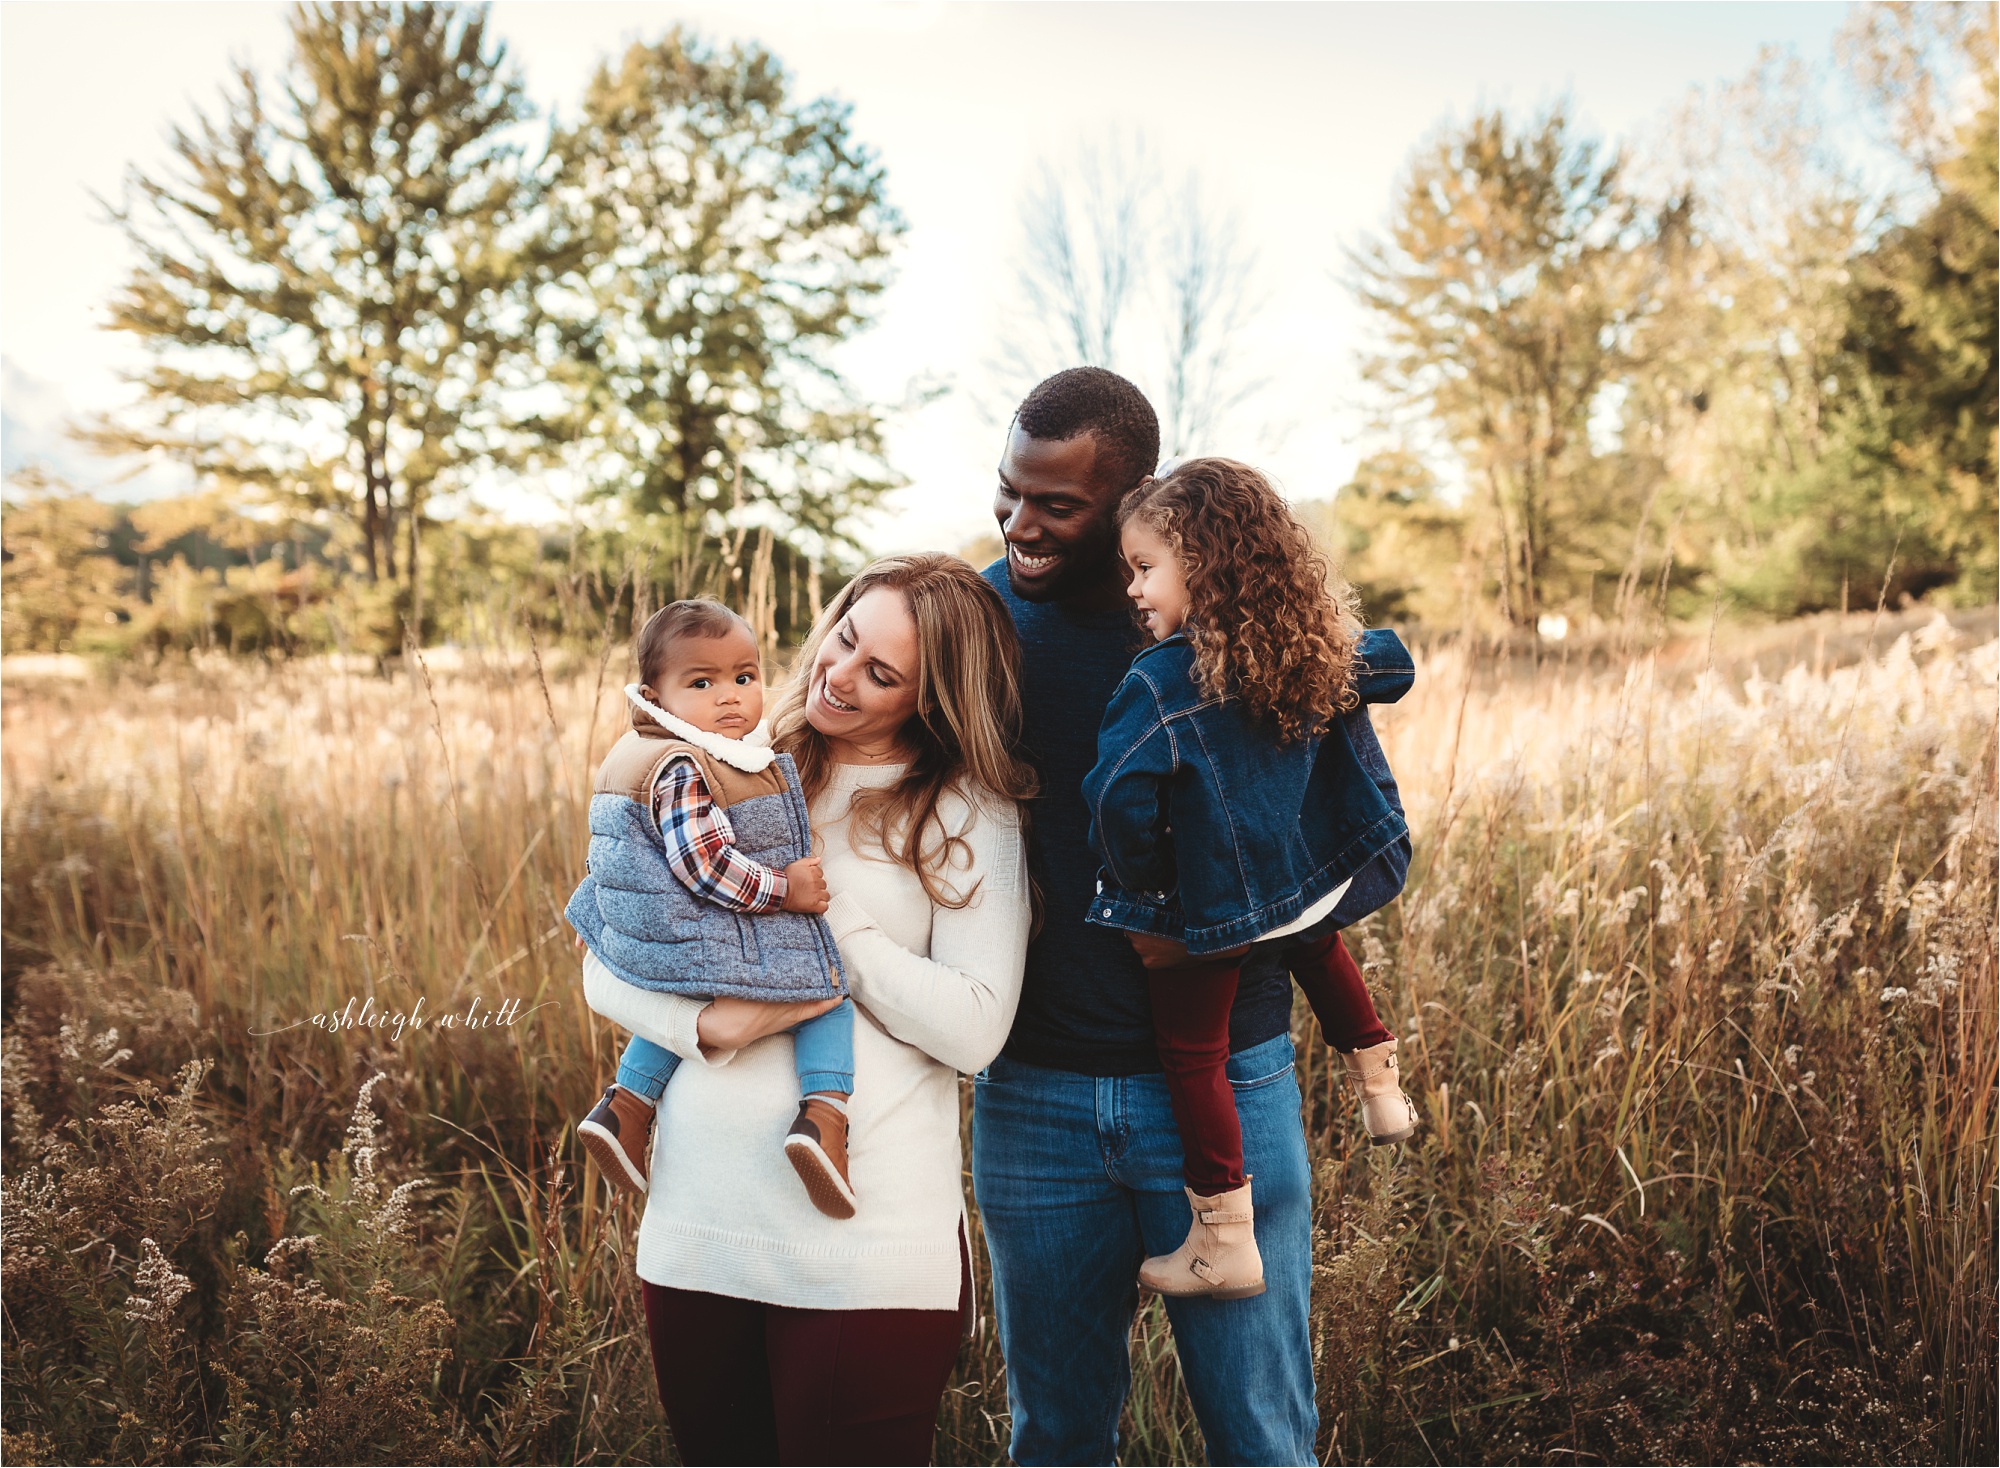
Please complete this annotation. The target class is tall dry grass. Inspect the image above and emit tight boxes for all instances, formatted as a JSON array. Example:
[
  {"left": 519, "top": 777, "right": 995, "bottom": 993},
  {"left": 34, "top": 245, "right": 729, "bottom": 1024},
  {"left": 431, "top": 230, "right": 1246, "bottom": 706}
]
[{"left": 2, "top": 612, "right": 1993, "bottom": 1465}]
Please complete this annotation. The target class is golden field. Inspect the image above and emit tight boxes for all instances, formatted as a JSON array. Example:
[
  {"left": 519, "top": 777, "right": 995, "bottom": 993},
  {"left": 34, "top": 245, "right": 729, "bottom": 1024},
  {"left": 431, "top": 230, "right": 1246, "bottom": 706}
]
[{"left": 2, "top": 606, "right": 1994, "bottom": 1465}]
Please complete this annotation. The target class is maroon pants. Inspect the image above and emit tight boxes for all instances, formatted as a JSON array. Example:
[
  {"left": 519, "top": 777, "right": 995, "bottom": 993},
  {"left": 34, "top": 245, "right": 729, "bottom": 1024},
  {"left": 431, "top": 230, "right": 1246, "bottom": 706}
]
[
  {"left": 1147, "top": 930, "right": 1394, "bottom": 1195},
  {"left": 640, "top": 1233, "right": 969, "bottom": 1466}
]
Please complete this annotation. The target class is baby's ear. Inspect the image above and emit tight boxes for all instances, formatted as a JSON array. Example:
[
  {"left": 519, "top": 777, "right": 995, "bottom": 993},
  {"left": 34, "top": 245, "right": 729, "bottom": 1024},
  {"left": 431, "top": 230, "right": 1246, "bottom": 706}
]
[{"left": 638, "top": 683, "right": 660, "bottom": 704}]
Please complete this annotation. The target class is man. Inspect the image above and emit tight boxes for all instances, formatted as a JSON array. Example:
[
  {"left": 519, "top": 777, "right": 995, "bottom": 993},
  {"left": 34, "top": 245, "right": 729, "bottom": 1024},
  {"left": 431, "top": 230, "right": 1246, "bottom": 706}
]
[{"left": 972, "top": 367, "right": 1319, "bottom": 1465}]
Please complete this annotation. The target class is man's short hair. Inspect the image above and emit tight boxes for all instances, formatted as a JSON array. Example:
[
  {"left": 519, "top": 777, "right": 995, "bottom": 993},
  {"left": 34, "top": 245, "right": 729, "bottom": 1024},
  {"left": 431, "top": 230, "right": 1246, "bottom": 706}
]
[
  {"left": 1014, "top": 368, "right": 1160, "bottom": 497},
  {"left": 635, "top": 598, "right": 750, "bottom": 688}
]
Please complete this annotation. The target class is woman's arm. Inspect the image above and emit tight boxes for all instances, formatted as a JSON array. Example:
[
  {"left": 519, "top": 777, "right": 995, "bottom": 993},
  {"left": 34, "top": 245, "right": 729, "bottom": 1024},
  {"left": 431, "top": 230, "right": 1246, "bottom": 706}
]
[
  {"left": 821, "top": 797, "right": 1030, "bottom": 1076},
  {"left": 580, "top": 950, "right": 731, "bottom": 1065}
]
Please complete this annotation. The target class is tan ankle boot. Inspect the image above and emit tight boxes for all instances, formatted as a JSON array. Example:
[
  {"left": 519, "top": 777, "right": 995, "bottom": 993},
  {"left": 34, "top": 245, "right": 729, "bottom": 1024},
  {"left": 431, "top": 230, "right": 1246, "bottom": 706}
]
[
  {"left": 1342, "top": 1039, "right": 1418, "bottom": 1145},
  {"left": 1137, "top": 1181, "right": 1265, "bottom": 1300}
]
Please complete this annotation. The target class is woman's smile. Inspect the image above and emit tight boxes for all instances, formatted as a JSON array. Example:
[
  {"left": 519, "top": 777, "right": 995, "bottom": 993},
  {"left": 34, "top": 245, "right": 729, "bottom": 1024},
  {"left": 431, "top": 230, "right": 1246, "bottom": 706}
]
[{"left": 817, "top": 675, "right": 860, "bottom": 716}]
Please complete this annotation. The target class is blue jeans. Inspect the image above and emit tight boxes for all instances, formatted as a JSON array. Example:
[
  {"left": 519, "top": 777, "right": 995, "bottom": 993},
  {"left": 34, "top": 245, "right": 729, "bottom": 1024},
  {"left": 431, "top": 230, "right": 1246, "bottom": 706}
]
[
  {"left": 971, "top": 1031, "right": 1317, "bottom": 1466},
  {"left": 615, "top": 997, "right": 856, "bottom": 1100}
]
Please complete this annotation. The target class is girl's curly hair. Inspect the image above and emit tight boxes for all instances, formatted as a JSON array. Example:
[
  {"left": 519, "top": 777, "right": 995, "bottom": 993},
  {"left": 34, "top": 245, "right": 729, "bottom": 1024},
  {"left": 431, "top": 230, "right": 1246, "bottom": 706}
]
[{"left": 1119, "top": 457, "right": 1361, "bottom": 744}]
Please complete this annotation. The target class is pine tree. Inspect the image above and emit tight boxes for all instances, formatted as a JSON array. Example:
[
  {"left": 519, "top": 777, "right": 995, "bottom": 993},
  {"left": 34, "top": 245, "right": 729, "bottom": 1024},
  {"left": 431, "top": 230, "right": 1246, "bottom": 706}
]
[
  {"left": 94, "top": 2, "right": 533, "bottom": 621},
  {"left": 531, "top": 30, "right": 904, "bottom": 558}
]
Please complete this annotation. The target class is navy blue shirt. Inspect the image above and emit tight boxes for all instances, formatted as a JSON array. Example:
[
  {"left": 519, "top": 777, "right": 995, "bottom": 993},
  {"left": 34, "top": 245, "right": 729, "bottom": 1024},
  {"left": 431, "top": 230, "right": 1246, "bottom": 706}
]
[{"left": 983, "top": 560, "right": 1294, "bottom": 1076}]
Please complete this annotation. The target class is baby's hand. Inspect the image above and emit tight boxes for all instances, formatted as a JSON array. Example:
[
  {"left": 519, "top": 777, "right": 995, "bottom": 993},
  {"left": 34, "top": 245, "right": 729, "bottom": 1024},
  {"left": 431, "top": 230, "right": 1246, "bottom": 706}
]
[{"left": 781, "top": 856, "right": 831, "bottom": 914}]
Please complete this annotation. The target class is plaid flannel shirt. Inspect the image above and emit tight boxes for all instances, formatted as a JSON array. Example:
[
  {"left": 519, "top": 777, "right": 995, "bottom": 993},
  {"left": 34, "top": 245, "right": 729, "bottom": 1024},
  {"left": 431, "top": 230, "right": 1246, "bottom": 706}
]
[{"left": 651, "top": 754, "right": 790, "bottom": 914}]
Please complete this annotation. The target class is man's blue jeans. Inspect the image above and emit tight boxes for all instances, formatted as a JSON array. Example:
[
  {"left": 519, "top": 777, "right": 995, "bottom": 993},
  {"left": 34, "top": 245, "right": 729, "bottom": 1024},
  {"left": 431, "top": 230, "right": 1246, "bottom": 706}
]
[
  {"left": 971, "top": 1031, "right": 1317, "bottom": 1465},
  {"left": 614, "top": 996, "right": 856, "bottom": 1100}
]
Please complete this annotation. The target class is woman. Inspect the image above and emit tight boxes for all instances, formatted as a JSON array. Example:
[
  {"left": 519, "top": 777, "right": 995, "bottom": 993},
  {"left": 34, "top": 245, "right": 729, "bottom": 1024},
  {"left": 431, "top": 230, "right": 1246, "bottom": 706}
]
[{"left": 581, "top": 554, "right": 1035, "bottom": 1465}]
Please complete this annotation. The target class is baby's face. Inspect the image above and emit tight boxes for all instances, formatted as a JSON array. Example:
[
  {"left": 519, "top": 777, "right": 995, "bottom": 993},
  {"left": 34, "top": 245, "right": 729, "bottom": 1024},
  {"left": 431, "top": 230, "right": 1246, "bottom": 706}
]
[{"left": 646, "top": 624, "right": 765, "bottom": 736}]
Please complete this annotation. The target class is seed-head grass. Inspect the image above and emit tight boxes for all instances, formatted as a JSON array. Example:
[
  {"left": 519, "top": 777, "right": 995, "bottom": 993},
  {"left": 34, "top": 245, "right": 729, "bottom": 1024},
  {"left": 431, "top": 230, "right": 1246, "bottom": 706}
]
[{"left": 2, "top": 612, "right": 1992, "bottom": 1464}]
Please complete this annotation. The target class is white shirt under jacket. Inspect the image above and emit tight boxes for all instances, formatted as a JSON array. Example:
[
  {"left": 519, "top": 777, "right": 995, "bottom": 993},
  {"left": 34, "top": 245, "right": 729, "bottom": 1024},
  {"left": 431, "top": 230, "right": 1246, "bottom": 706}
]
[{"left": 581, "top": 760, "right": 1030, "bottom": 1311}]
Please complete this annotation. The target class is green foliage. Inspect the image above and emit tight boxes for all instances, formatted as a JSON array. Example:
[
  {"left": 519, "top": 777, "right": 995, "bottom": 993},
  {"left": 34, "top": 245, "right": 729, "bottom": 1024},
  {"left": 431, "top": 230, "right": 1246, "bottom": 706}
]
[
  {"left": 94, "top": 3, "right": 534, "bottom": 595},
  {"left": 1351, "top": 104, "right": 1669, "bottom": 628},
  {"left": 0, "top": 471, "right": 128, "bottom": 654},
  {"left": 1345, "top": 5, "right": 1997, "bottom": 628},
  {"left": 73, "top": 6, "right": 902, "bottom": 632},
  {"left": 534, "top": 29, "right": 905, "bottom": 548}
]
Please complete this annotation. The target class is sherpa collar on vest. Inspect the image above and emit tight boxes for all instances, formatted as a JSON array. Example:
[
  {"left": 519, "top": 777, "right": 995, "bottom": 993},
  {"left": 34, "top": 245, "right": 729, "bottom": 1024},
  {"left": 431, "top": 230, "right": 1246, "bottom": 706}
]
[{"left": 622, "top": 685, "right": 777, "bottom": 773}]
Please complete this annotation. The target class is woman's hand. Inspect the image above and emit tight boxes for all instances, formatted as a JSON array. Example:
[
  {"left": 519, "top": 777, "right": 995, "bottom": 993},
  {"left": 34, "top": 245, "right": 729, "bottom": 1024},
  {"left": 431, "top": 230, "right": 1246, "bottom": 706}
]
[{"left": 695, "top": 995, "right": 843, "bottom": 1058}]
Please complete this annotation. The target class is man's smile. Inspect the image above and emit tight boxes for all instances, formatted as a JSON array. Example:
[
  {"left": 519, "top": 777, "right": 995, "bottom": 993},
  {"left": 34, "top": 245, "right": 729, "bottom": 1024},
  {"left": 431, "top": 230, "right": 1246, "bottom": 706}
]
[{"left": 1007, "top": 542, "right": 1060, "bottom": 574}]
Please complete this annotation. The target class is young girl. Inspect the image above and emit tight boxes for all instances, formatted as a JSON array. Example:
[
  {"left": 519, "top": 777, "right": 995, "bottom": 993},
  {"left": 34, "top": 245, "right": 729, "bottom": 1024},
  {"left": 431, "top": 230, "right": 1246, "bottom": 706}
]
[{"left": 1082, "top": 457, "right": 1420, "bottom": 1299}]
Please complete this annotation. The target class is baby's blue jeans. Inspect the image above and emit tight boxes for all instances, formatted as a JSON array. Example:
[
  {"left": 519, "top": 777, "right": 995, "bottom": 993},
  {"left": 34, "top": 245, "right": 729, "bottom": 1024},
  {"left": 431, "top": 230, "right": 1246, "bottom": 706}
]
[{"left": 615, "top": 997, "right": 855, "bottom": 1101}]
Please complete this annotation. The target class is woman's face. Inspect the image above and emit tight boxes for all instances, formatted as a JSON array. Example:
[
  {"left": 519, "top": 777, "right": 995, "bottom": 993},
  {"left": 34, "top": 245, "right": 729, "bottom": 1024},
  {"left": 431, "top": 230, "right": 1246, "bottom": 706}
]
[{"left": 806, "top": 586, "right": 923, "bottom": 761}]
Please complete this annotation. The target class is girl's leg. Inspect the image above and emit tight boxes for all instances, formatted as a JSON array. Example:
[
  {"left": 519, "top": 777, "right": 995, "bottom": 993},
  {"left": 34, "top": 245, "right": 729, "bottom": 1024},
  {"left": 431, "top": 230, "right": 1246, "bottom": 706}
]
[
  {"left": 1145, "top": 958, "right": 1246, "bottom": 1195},
  {"left": 1287, "top": 930, "right": 1393, "bottom": 1052},
  {"left": 616, "top": 1034, "right": 681, "bottom": 1100},
  {"left": 642, "top": 1281, "right": 780, "bottom": 1465}
]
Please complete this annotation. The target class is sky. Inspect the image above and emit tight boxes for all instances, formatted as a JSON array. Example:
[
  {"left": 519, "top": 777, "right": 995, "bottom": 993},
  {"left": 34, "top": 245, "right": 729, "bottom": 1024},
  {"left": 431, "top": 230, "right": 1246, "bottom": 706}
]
[{"left": 1, "top": 1, "right": 1854, "bottom": 558}]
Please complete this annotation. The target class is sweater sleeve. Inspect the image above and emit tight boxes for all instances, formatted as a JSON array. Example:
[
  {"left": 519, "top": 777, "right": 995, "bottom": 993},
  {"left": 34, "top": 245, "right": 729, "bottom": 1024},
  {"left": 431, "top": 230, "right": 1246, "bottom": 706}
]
[
  {"left": 581, "top": 948, "right": 735, "bottom": 1067},
  {"left": 821, "top": 793, "right": 1029, "bottom": 1076}
]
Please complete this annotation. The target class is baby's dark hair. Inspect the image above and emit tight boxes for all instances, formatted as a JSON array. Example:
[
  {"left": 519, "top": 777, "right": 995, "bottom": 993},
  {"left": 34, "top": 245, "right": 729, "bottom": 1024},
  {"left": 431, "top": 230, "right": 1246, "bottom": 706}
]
[
  {"left": 634, "top": 599, "right": 752, "bottom": 689},
  {"left": 1119, "top": 458, "right": 1360, "bottom": 744}
]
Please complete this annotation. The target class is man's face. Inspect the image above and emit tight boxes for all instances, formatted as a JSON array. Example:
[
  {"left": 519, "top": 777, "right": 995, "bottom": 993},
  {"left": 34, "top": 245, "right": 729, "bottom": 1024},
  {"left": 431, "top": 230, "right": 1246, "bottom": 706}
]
[{"left": 993, "top": 422, "right": 1124, "bottom": 604}]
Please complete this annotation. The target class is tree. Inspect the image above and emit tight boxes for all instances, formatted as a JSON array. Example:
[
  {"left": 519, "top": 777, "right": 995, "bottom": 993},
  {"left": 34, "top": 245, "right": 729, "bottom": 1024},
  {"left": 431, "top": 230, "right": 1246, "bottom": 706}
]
[
  {"left": 996, "top": 135, "right": 1267, "bottom": 457},
  {"left": 93, "top": 2, "right": 534, "bottom": 622},
  {"left": 1352, "top": 105, "right": 1664, "bottom": 626},
  {"left": 1, "top": 469, "right": 127, "bottom": 653},
  {"left": 531, "top": 30, "right": 904, "bottom": 558},
  {"left": 1649, "top": 10, "right": 1998, "bottom": 612}
]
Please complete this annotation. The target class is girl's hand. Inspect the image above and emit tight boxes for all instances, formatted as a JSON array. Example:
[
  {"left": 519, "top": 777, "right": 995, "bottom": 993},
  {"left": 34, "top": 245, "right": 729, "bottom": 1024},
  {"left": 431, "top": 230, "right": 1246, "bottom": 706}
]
[
  {"left": 696, "top": 995, "right": 842, "bottom": 1058},
  {"left": 1125, "top": 933, "right": 1250, "bottom": 969}
]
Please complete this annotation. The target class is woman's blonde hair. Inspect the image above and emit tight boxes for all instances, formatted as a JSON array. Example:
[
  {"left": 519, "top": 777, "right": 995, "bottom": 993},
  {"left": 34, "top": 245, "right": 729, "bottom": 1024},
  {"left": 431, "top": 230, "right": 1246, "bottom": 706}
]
[
  {"left": 768, "top": 554, "right": 1038, "bottom": 909},
  {"left": 1119, "top": 457, "right": 1361, "bottom": 744}
]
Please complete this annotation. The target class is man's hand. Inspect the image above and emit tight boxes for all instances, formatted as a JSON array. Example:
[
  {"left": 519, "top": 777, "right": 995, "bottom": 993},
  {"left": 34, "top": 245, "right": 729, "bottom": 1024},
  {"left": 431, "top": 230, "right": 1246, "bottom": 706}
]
[
  {"left": 1124, "top": 933, "right": 1251, "bottom": 970},
  {"left": 696, "top": 995, "right": 842, "bottom": 1057},
  {"left": 781, "top": 855, "right": 830, "bottom": 914}
]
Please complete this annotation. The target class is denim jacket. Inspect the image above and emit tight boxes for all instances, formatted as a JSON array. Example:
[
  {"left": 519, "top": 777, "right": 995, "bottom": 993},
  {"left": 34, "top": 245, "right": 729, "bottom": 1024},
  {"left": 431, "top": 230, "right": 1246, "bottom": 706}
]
[{"left": 1082, "top": 627, "right": 1415, "bottom": 955}]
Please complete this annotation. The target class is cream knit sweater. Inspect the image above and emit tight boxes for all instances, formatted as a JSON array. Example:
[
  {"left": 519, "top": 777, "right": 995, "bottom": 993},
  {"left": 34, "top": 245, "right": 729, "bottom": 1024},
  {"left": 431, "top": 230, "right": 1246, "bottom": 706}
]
[{"left": 581, "top": 761, "right": 1030, "bottom": 1311}]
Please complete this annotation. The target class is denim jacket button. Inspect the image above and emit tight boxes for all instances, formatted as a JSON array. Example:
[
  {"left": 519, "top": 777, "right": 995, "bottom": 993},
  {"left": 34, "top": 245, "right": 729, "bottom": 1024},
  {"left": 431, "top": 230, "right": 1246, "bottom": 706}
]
[{"left": 1102, "top": 907, "right": 1112, "bottom": 917}]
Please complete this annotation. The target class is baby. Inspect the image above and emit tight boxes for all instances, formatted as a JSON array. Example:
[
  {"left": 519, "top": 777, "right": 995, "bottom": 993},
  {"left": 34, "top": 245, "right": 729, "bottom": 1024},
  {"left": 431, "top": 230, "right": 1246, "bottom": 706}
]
[{"left": 567, "top": 599, "right": 857, "bottom": 1219}]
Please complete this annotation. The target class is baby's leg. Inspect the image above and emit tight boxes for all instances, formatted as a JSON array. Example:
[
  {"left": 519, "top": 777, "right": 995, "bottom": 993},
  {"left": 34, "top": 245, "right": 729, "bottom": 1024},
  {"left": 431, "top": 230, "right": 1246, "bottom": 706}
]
[
  {"left": 1286, "top": 930, "right": 1393, "bottom": 1051},
  {"left": 791, "top": 998, "right": 855, "bottom": 1101},
  {"left": 616, "top": 1034, "right": 682, "bottom": 1101},
  {"left": 785, "top": 999, "right": 858, "bottom": 1220},
  {"left": 582, "top": 1034, "right": 674, "bottom": 1196}
]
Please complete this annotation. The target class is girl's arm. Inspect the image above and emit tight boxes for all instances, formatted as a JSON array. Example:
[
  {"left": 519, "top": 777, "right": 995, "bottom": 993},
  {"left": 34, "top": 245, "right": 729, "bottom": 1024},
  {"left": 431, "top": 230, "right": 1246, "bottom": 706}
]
[
  {"left": 820, "top": 795, "right": 1030, "bottom": 1076},
  {"left": 1082, "top": 673, "right": 1179, "bottom": 894}
]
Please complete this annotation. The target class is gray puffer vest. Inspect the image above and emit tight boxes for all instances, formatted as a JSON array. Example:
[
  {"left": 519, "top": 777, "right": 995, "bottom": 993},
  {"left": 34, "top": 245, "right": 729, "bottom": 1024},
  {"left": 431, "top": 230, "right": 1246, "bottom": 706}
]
[{"left": 565, "top": 721, "right": 845, "bottom": 1002}]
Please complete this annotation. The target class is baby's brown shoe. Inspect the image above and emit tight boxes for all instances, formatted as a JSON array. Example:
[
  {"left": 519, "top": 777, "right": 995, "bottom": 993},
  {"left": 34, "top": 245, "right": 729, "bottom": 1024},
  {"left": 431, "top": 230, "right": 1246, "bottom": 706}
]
[
  {"left": 784, "top": 1095, "right": 856, "bottom": 1219},
  {"left": 578, "top": 1083, "right": 655, "bottom": 1195}
]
